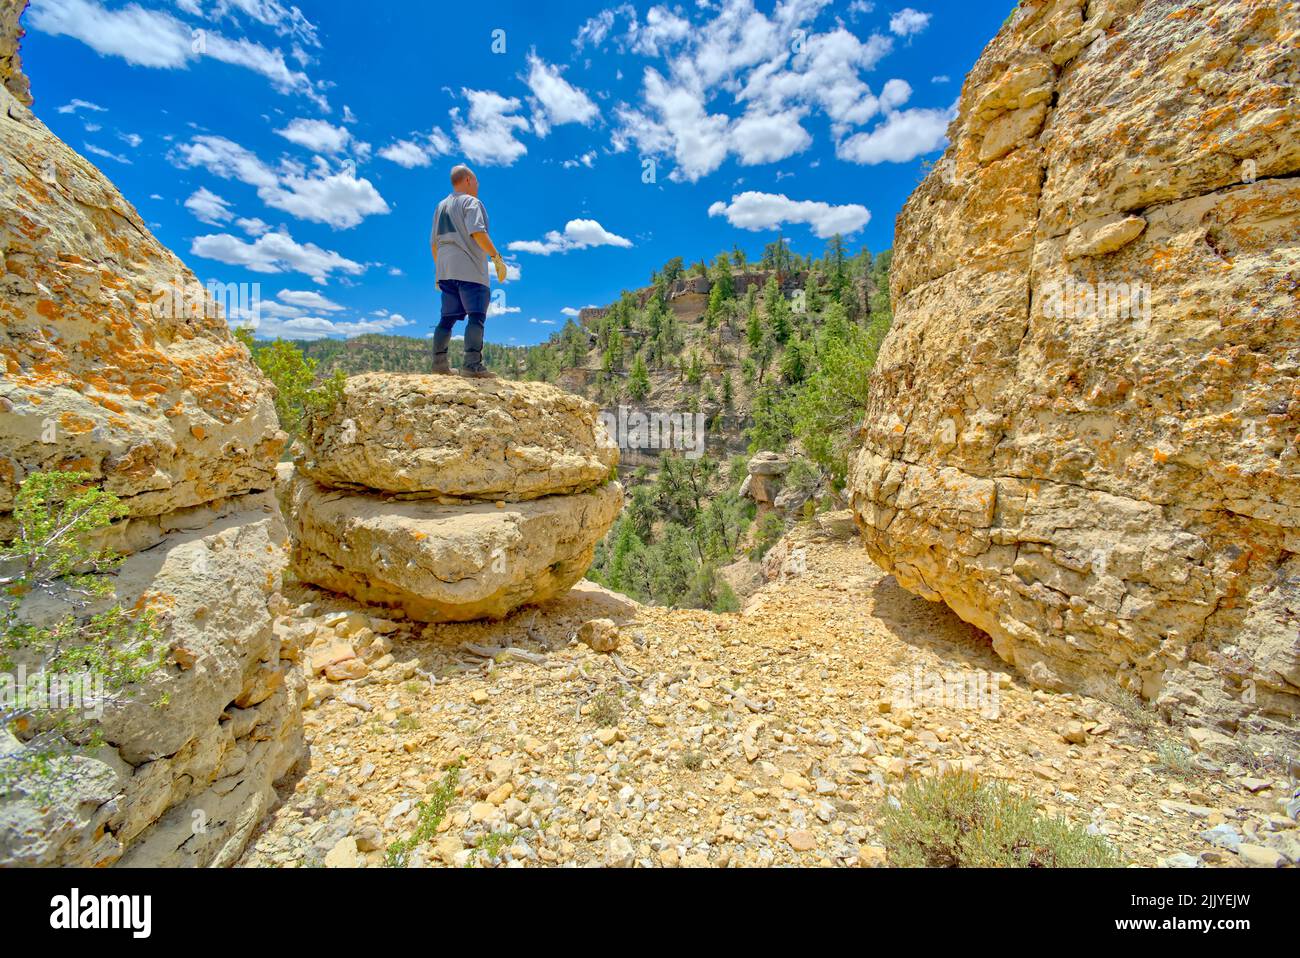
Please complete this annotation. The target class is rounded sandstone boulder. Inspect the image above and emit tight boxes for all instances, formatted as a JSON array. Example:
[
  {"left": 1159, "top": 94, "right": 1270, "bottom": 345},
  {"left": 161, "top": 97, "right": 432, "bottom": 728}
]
[
  {"left": 578, "top": 618, "right": 620, "bottom": 653},
  {"left": 296, "top": 373, "right": 619, "bottom": 501},
  {"left": 747, "top": 451, "right": 791, "bottom": 477},
  {"left": 285, "top": 472, "right": 623, "bottom": 622}
]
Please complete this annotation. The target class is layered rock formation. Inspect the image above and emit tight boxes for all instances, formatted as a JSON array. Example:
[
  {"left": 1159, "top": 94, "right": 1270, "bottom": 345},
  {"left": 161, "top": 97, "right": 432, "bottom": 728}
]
[
  {"left": 288, "top": 374, "right": 623, "bottom": 622},
  {"left": 0, "top": 22, "right": 281, "bottom": 532},
  {"left": 850, "top": 0, "right": 1298, "bottom": 747},
  {"left": 297, "top": 372, "right": 619, "bottom": 500},
  {"left": 0, "top": 0, "right": 31, "bottom": 107},
  {"left": 0, "top": 2, "right": 303, "bottom": 866},
  {"left": 740, "top": 451, "right": 790, "bottom": 512}
]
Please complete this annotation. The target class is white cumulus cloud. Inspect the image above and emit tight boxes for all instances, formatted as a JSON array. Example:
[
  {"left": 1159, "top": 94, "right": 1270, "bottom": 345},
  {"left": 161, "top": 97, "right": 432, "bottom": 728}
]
[
  {"left": 29, "top": 0, "right": 328, "bottom": 108},
  {"left": 378, "top": 128, "right": 453, "bottom": 169},
  {"left": 206, "top": 0, "right": 321, "bottom": 48},
  {"left": 236, "top": 216, "right": 270, "bottom": 236},
  {"left": 277, "top": 289, "right": 344, "bottom": 311},
  {"left": 451, "top": 90, "right": 530, "bottom": 167},
  {"left": 237, "top": 310, "right": 412, "bottom": 341},
  {"left": 605, "top": 2, "right": 927, "bottom": 179},
  {"left": 83, "top": 142, "right": 131, "bottom": 164},
  {"left": 57, "top": 98, "right": 106, "bottom": 114},
  {"left": 707, "top": 191, "right": 871, "bottom": 239},
  {"left": 562, "top": 150, "right": 598, "bottom": 169},
  {"left": 508, "top": 219, "right": 632, "bottom": 256},
  {"left": 275, "top": 118, "right": 351, "bottom": 153},
  {"left": 184, "top": 186, "right": 234, "bottom": 224},
  {"left": 172, "top": 134, "right": 389, "bottom": 229},
  {"left": 836, "top": 103, "right": 954, "bottom": 165},
  {"left": 889, "top": 8, "right": 932, "bottom": 37},
  {"left": 524, "top": 53, "right": 598, "bottom": 137},
  {"left": 730, "top": 107, "right": 812, "bottom": 166},
  {"left": 191, "top": 227, "right": 366, "bottom": 284}
]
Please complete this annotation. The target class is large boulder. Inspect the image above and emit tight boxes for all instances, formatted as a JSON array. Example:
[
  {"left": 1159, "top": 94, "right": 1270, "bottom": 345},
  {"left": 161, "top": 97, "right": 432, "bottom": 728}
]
[
  {"left": 0, "top": 2, "right": 302, "bottom": 867},
  {"left": 741, "top": 451, "right": 789, "bottom": 507},
  {"left": 747, "top": 451, "right": 791, "bottom": 477},
  {"left": 286, "top": 472, "right": 622, "bottom": 622},
  {"left": 286, "top": 373, "right": 623, "bottom": 622},
  {"left": 296, "top": 373, "right": 618, "bottom": 501},
  {"left": 850, "top": 0, "right": 1298, "bottom": 747}
]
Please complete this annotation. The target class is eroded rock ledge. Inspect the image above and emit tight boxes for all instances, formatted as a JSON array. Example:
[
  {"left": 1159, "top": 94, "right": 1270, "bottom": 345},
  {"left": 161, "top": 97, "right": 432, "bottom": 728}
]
[{"left": 849, "top": 0, "right": 1299, "bottom": 750}]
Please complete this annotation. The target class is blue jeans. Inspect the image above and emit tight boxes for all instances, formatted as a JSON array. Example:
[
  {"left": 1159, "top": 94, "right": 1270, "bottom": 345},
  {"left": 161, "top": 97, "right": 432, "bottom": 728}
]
[{"left": 434, "top": 279, "right": 489, "bottom": 368}]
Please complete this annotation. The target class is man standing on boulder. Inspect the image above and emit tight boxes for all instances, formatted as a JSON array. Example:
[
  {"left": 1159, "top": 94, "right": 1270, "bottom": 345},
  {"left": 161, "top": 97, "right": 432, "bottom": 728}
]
[{"left": 430, "top": 164, "right": 508, "bottom": 378}]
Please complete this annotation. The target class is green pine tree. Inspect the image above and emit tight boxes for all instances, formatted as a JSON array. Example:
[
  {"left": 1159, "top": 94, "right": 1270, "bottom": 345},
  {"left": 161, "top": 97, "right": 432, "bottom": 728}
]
[{"left": 627, "top": 352, "right": 651, "bottom": 401}]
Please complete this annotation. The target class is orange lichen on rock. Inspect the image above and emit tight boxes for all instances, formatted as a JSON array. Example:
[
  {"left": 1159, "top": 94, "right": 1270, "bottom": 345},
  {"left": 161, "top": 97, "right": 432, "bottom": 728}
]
[
  {"left": 0, "top": 70, "right": 283, "bottom": 518},
  {"left": 58, "top": 411, "right": 95, "bottom": 434}
]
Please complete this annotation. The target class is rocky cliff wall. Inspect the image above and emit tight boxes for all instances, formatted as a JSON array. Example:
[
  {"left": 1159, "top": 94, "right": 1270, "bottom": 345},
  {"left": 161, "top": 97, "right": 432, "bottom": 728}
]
[
  {"left": 0, "top": 1, "right": 304, "bottom": 866},
  {"left": 850, "top": 0, "right": 1298, "bottom": 749}
]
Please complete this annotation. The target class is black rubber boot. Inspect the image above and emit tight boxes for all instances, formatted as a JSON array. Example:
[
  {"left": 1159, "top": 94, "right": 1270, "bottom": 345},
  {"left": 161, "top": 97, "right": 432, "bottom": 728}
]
[
  {"left": 459, "top": 314, "right": 494, "bottom": 377},
  {"left": 431, "top": 325, "right": 454, "bottom": 374}
]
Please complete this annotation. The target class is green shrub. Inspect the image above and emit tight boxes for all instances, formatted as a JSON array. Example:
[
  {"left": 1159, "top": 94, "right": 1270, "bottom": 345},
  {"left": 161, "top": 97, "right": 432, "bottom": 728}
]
[
  {"left": 385, "top": 759, "right": 463, "bottom": 867},
  {"left": 750, "top": 512, "right": 786, "bottom": 560},
  {"left": 589, "top": 692, "right": 622, "bottom": 727},
  {"left": 235, "top": 329, "right": 346, "bottom": 444},
  {"left": 1155, "top": 738, "right": 1199, "bottom": 780},
  {"left": 471, "top": 828, "right": 520, "bottom": 864},
  {"left": 1, "top": 472, "right": 165, "bottom": 794},
  {"left": 789, "top": 306, "right": 888, "bottom": 485},
  {"left": 879, "top": 772, "right": 1121, "bottom": 867},
  {"left": 712, "top": 580, "right": 740, "bottom": 613}
]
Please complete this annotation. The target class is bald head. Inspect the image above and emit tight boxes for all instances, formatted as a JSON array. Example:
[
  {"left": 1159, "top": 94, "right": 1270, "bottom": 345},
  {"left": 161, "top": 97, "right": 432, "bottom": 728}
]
[{"left": 450, "top": 164, "right": 478, "bottom": 195}]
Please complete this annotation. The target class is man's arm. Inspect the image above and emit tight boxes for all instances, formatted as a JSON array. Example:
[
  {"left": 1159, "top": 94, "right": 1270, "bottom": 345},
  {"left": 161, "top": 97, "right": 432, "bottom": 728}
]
[
  {"left": 462, "top": 196, "right": 506, "bottom": 283},
  {"left": 471, "top": 231, "right": 507, "bottom": 283}
]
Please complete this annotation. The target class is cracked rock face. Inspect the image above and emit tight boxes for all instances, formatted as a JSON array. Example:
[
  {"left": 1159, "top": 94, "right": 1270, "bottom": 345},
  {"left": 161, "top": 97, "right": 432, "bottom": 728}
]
[
  {"left": 296, "top": 373, "right": 619, "bottom": 501},
  {"left": 0, "top": 0, "right": 31, "bottom": 107},
  {"left": 2, "top": 498, "right": 305, "bottom": 867},
  {"left": 287, "top": 373, "right": 623, "bottom": 622},
  {"left": 0, "top": 2, "right": 302, "bottom": 867},
  {"left": 0, "top": 3, "right": 283, "bottom": 528},
  {"left": 287, "top": 472, "right": 623, "bottom": 623},
  {"left": 850, "top": 0, "right": 1298, "bottom": 748}
]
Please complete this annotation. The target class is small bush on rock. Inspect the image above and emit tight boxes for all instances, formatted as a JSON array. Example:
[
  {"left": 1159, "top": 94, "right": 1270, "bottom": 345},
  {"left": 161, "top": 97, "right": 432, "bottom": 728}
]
[
  {"left": 589, "top": 692, "right": 622, "bottom": 727},
  {"left": 0, "top": 472, "right": 164, "bottom": 795},
  {"left": 235, "top": 329, "right": 346, "bottom": 443},
  {"left": 385, "top": 759, "right": 463, "bottom": 868},
  {"left": 879, "top": 772, "right": 1121, "bottom": 867}
]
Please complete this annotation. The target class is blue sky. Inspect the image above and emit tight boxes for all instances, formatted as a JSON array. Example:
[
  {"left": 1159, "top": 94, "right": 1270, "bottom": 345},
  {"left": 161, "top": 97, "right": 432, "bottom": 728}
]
[{"left": 22, "top": 0, "right": 1011, "bottom": 345}]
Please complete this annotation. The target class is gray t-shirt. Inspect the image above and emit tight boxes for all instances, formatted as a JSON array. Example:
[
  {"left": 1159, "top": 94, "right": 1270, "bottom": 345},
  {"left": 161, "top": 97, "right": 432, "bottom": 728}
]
[{"left": 432, "top": 192, "right": 490, "bottom": 285}]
